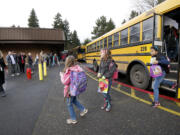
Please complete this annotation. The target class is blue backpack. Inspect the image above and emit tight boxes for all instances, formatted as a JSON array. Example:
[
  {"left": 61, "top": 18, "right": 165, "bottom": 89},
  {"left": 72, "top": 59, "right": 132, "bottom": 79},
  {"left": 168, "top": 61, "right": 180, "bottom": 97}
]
[{"left": 70, "top": 71, "right": 87, "bottom": 96}]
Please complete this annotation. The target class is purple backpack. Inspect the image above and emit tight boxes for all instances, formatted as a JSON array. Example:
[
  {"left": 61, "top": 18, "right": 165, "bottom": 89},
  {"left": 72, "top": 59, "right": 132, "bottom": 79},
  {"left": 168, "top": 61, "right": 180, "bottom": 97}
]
[
  {"left": 150, "top": 65, "right": 163, "bottom": 78},
  {"left": 70, "top": 71, "right": 87, "bottom": 96}
]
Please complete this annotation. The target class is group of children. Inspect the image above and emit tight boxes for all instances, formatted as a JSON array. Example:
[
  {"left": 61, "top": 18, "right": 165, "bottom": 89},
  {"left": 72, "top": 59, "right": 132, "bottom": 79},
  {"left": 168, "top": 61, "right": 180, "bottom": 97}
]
[{"left": 60, "top": 47, "right": 177, "bottom": 125}]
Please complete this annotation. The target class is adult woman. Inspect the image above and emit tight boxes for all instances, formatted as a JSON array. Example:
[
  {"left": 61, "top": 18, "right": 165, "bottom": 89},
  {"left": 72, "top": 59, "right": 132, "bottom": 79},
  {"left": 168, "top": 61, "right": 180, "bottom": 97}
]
[
  {"left": 97, "top": 48, "right": 117, "bottom": 112},
  {"left": 0, "top": 50, "right": 7, "bottom": 97}
]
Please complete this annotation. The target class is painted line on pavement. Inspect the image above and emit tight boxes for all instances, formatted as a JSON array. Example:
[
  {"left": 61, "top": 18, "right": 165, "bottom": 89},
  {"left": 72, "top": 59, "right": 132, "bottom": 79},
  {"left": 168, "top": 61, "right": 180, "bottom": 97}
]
[
  {"left": 148, "top": 94, "right": 154, "bottom": 102},
  {"left": 85, "top": 71, "right": 180, "bottom": 117},
  {"left": 83, "top": 65, "right": 180, "bottom": 103},
  {"left": 176, "top": 102, "right": 180, "bottom": 108}
]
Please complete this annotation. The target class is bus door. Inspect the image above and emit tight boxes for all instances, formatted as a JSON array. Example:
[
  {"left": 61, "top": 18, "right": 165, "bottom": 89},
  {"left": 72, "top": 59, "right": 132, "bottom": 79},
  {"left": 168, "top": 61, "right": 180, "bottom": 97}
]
[
  {"left": 162, "top": 8, "right": 180, "bottom": 97},
  {"left": 178, "top": 37, "right": 180, "bottom": 99}
]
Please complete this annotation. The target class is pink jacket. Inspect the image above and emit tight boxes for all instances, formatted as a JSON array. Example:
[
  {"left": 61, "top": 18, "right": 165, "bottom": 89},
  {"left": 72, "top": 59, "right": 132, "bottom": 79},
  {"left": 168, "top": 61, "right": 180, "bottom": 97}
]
[{"left": 60, "top": 65, "right": 83, "bottom": 97}]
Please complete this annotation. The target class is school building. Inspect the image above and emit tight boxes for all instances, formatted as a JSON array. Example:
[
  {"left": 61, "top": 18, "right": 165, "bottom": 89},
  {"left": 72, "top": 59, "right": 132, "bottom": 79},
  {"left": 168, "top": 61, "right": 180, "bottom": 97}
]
[{"left": 0, "top": 27, "right": 65, "bottom": 61}]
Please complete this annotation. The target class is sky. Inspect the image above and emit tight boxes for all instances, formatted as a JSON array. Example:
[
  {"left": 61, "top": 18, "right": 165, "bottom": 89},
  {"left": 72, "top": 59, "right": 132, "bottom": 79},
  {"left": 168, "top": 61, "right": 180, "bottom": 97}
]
[{"left": 0, "top": 0, "right": 134, "bottom": 42}]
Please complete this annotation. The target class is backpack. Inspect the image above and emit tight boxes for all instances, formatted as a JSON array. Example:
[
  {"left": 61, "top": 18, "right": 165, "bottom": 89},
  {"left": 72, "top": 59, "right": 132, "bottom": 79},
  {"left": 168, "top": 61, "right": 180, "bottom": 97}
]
[
  {"left": 150, "top": 65, "right": 163, "bottom": 78},
  {"left": 70, "top": 71, "right": 87, "bottom": 96},
  {"left": 109, "top": 60, "right": 118, "bottom": 80}
]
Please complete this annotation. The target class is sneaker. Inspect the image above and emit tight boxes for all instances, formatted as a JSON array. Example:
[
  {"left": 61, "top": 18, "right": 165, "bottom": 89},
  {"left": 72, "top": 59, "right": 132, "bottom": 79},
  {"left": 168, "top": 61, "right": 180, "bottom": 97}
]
[
  {"left": 80, "top": 109, "right": 88, "bottom": 117},
  {"left": 16, "top": 73, "right": 20, "bottom": 76},
  {"left": 11, "top": 74, "right": 15, "bottom": 77},
  {"left": 172, "top": 83, "right": 177, "bottom": 89},
  {"left": 105, "top": 105, "right": 111, "bottom": 112},
  {"left": 101, "top": 101, "right": 107, "bottom": 110},
  {"left": 152, "top": 102, "right": 160, "bottom": 108},
  {"left": 66, "top": 119, "right": 77, "bottom": 124}
]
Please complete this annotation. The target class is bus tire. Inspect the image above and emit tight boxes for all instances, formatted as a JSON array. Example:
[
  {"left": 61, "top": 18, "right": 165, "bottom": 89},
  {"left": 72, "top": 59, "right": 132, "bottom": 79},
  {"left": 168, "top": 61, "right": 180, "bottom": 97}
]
[
  {"left": 93, "top": 60, "right": 98, "bottom": 72},
  {"left": 130, "top": 64, "right": 149, "bottom": 89}
]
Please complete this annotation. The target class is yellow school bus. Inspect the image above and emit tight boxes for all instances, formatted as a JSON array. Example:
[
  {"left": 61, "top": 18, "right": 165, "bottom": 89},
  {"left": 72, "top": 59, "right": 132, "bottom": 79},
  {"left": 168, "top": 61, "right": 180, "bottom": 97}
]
[
  {"left": 72, "top": 45, "right": 86, "bottom": 61},
  {"left": 85, "top": 0, "right": 180, "bottom": 98}
]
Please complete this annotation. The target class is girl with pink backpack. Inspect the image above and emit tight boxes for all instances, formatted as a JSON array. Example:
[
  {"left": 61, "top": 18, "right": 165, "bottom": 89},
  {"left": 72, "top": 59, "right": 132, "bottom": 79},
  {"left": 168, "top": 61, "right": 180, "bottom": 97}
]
[{"left": 60, "top": 56, "right": 88, "bottom": 124}]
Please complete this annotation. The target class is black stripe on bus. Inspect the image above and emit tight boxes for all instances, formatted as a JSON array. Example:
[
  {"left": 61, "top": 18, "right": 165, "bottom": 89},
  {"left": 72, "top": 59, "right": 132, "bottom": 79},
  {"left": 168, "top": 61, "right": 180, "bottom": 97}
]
[
  {"left": 85, "top": 53, "right": 151, "bottom": 58},
  {"left": 87, "top": 40, "right": 152, "bottom": 53},
  {"left": 85, "top": 59, "right": 129, "bottom": 64}
]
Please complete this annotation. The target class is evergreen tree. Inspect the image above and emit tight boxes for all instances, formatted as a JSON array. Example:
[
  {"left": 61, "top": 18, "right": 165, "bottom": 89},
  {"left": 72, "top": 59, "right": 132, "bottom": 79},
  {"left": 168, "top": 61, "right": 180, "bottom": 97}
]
[
  {"left": 28, "top": 8, "right": 39, "bottom": 28},
  {"left": 53, "top": 13, "right": 71, "bottom": 49},
  {"left": 129, "top": 10, "right": 139, "bottom": 20},
  {"left": 83, "top": 38, "right": 91, "bottom": 45},
  {"left": 121, "top": 19, "right": 126, "bottom": 24},
  {"left": 71, "top": 30, "right": 81, "bottom": 48},
  {"left": 91, "top": 16, "right": 115, "bottom": 39},
  {"left": 62, "top": 19, "right": 71, "bottom": 41},
  {"left": 52, "top": 13, "right": 63, "bottom": 29},
  {"left": 106, "top": 18, "right": 115, "bottom": 33}
]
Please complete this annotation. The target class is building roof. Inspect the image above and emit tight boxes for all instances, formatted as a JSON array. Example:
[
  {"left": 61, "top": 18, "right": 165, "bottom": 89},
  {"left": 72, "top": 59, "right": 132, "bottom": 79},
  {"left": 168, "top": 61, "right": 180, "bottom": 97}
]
[{"left": 0, "top": 27, "right": 65, "bottom": 42}]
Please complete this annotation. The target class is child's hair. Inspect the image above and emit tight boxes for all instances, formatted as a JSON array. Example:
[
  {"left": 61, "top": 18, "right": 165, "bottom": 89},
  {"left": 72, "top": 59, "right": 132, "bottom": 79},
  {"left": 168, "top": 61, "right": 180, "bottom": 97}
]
[
  {"left": 151, "top": 46, "right": 159, "bottom": 52},
  {"left": 63, "top": 55, "right": 76, "bottom": 72},
  {"left": 101, "top": 48, "right": 112, "bottom": 61}
]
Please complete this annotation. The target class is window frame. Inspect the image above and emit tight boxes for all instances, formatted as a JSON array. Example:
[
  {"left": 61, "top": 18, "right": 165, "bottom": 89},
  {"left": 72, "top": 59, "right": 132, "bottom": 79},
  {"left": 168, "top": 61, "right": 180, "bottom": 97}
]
[
  {"left": 108, "top": 35, "right": 113, "bottom": 48},
  {"left": 142, "top": 17, "right": 154, "bottom": 41},
  {"left": 130, "top": 23, "right": 140, "bottom": 43},
  {"left": 120, "top": 28, "right": 128, "bottom": 45}
]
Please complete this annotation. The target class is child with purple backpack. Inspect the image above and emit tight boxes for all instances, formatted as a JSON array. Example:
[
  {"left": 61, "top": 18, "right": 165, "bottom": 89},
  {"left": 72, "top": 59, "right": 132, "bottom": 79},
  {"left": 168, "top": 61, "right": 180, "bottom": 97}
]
[
  {"left": 60, "top": 55, "right": 88, "bottom": 124},
  {"left": 150, "top": 46, "right": 177, "bottom": 108}
]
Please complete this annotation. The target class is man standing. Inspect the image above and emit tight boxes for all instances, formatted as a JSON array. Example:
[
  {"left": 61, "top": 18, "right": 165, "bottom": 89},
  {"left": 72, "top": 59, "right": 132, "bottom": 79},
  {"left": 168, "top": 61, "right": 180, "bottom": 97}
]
[{"left": 6, "top": 51, "right": 16, "bottom": 76}]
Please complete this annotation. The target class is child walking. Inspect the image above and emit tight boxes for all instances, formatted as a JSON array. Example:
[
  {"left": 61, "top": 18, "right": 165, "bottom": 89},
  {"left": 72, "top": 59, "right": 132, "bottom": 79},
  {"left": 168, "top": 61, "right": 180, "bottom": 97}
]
[
  {"left": 97, "top": 49, "right": 117, "bottom": 112},
  {"left": 150, "top": 46, "right": 177, "bottom": 107},
  {"left": 60, "top": 56, "right": 88, "bottom": 124}
]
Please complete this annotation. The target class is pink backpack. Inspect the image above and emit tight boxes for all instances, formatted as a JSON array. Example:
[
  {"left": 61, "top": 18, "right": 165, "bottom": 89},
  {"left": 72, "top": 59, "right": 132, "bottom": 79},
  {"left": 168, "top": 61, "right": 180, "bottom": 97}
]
[{"left": 109, "top": 60, "right": 118, "bottom": 80}]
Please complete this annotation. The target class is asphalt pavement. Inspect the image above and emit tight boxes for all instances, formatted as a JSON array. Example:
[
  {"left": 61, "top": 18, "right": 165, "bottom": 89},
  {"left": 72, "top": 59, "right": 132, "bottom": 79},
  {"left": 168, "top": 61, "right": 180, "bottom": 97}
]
[{"left": 0, "top": 63, "right": 180, "bottom": 135}]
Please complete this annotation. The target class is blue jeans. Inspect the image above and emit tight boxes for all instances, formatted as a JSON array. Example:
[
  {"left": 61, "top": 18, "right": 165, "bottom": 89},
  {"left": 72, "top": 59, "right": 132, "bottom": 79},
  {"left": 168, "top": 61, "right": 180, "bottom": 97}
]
[
  {"left": 102, "top": 79, "right": 112, "bottom": 107},
  {"left": 66, "top": 96, "right": 85, "bottom": 120},
  {"left": 152, "top": 71, "right": 174, "bottom": 102}
]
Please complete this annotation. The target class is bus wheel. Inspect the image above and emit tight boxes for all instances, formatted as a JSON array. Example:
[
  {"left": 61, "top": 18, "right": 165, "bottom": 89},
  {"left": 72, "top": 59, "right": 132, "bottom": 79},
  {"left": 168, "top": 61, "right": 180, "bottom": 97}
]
[
  {"left": 93, "top": 60, "right": 98, "bottom": 72},
  {"left": 130, "top": 64, "right": 149, "bottom": 89}
]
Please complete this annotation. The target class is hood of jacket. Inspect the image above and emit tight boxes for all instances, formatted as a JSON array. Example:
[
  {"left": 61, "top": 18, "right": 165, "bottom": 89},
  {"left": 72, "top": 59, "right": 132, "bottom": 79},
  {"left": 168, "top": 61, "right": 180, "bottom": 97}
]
[{"left": 65, "top": 65, "right": 83, "bottom": 73}]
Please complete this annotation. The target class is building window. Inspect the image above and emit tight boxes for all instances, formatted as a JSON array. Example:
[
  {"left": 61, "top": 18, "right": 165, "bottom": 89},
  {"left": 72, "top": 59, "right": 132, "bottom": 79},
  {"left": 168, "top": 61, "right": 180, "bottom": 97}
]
[
  {"left": 108, "top": 35, "right": 112, "bottom": 48},
  {"left": 130, "top": 23, "right": 140, "bottom": 43},
  {"left": 104, "top": 38, "right": 107, "bottom": 48},
  {"left": 121, "top": 28, "right": 128, "bottom": 45},
  {"left": 143, "top": 17, "right": 153, "bottom": 41},
  {"left": 114, "top": 32, "right": 119, "bottom": 46}
]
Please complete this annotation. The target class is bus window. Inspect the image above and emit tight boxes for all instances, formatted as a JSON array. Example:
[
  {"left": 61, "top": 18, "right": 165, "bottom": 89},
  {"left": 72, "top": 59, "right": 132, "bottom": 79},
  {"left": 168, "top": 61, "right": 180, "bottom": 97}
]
[
  {"left": 142, "top": 17, "right": 153, "bottom": 41},
  {"left": 87, "top": 46, "right": 89, "bottom": 52},
  {"left": 93, "top": 43, "right": 96, "bottom": 51},
  {"left": 89, "top": 45, "right": 92, "bottom": 52},
  {"left": 121, "top": 28, "right": 128, "bottom": 45},
  {"left": 108, "top": 35, "right": 112, "bottom": 48},
  {"left": 104, "top": 38, "right": 107, "bottom": 48},
  {"left": 113, "top": 32, "right": 119, "bottom": 46},
  {"left": 100, "top": 40, "right": 103, "bottom": 49},
  {"left": 97, "top": 41, "right": 100, "bottom": 50},
  {"left": 130, "top": 23, "right": 140, "bottom": 43}
]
